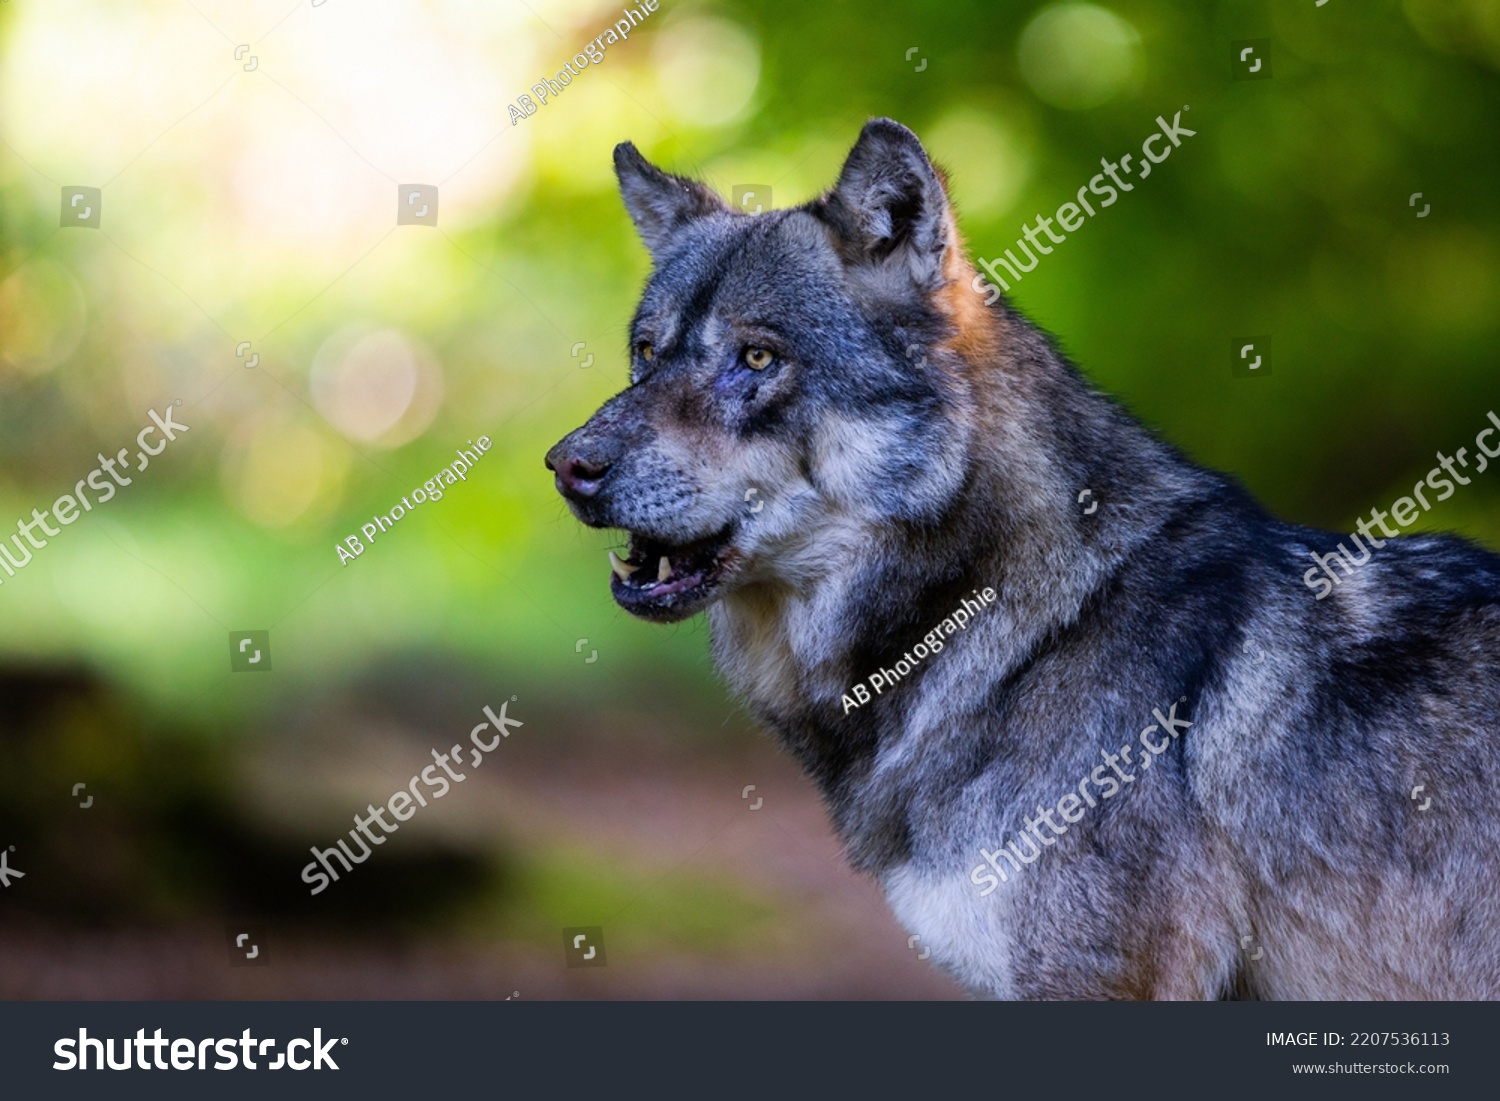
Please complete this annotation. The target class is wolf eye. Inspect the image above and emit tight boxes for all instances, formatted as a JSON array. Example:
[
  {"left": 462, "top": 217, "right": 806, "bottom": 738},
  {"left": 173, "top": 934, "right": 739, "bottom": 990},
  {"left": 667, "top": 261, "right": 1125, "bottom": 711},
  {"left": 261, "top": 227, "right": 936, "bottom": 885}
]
[
  {"left": 744, "top": 347, "right": 773, "bottom": 371},
  {"left": 639, "top": 342, "right": 655, "bottom": 363}
]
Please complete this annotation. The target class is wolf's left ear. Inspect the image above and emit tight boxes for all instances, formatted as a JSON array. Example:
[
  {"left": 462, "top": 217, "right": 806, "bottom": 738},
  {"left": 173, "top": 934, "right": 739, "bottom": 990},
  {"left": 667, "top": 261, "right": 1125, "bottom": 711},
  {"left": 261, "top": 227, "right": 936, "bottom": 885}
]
[
  {"left": 817, "top": 118, "right": 952, "bottom": 290},
  {"left": 614, "top": 141, "right": 728, "bottom": 260}
]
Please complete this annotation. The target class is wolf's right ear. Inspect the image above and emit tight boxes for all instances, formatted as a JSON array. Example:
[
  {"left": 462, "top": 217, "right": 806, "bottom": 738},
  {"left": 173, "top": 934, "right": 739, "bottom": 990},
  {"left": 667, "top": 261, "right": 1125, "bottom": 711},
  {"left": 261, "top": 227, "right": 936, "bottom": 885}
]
[
  {"left": 816, "top": 118, "right": 952, "bottom": 291},
  {"left": 614, "top": 142, "right": 727, "bottom": 260}
]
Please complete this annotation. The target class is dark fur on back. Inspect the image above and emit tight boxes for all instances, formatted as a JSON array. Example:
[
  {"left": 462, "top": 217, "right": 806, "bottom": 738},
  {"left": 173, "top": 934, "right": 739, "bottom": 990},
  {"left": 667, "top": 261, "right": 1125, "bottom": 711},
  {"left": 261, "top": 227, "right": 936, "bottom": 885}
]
[{"left": 547, "top": 120, "right": 1500, "bottom": 999}]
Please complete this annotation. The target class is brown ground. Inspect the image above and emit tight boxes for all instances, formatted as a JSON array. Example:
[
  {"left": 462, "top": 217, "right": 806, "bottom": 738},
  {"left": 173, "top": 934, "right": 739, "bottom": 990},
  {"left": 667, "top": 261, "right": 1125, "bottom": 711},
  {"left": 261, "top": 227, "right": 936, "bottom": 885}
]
[{"left": 0, "top": 702, "right": 965, "bottom": 1001}]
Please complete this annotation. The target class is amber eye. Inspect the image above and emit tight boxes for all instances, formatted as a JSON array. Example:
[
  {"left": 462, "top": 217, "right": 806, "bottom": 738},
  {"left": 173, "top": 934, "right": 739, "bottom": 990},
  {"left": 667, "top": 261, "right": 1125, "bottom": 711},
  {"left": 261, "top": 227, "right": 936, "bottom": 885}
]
[
  {"left": 744, "top": 347, "right": 774, "bottom": 371},
  {"left": 639, "top": 343, "right": 655, "bottom": 363}
]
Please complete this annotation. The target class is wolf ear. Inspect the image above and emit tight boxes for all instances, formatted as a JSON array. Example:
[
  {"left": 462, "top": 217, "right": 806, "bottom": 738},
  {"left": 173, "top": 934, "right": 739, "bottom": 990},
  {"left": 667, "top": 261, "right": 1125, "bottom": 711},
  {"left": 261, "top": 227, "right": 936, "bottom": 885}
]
[
  {"left": 817, "top": 118, "right": 952, "bottom": 289},
  {"left": 614, "top": 141, "right": 728, "bottom": 259}
]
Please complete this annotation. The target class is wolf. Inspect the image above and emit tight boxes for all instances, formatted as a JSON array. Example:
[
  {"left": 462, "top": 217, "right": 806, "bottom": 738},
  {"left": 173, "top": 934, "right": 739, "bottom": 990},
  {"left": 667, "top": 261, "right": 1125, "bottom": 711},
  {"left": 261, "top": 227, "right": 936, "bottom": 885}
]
[{"left": 545, "top": 118, "right": 1500, "bottom": 999}]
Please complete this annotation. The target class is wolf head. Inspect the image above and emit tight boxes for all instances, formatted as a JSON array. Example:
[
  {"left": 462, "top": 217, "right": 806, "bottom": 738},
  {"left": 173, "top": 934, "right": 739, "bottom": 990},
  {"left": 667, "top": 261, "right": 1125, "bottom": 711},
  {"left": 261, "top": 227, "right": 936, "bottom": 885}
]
[{"left": 547, "top": 119, "right": 1006, "bottom": 624}]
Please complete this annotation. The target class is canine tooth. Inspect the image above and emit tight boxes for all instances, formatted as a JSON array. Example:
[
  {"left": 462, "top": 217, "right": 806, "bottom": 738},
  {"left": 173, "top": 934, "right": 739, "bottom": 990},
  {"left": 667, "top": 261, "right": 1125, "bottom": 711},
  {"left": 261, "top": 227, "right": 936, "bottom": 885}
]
[
  {"left": 658, "top": 555, "right": 672, "bottom": 582},
  {"left": 609, "top": 550, "right": 637, "bottom": 580}
]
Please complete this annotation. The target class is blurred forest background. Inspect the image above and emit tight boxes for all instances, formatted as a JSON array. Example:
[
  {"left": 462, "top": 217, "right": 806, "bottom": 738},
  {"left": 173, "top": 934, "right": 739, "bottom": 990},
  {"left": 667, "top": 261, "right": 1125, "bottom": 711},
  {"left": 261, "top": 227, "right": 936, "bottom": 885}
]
[{"left": 1, "top": 0, "right": 1497, "bottom": 998}]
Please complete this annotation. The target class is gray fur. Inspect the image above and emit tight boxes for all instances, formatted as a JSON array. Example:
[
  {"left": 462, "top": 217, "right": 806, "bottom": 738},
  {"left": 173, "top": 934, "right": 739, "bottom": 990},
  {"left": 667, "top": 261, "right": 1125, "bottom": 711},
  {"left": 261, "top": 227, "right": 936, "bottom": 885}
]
[{"left": 546, "top": 119, "right": 1500, "bottom": 1000}]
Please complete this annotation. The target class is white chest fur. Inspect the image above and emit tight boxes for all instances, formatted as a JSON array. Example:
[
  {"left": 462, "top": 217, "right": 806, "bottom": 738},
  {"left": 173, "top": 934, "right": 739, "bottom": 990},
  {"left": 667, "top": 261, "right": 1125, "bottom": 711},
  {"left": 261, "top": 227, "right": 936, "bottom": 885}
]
[{"left": 882, "top": 862, "right": 1020, "bottom": 999}]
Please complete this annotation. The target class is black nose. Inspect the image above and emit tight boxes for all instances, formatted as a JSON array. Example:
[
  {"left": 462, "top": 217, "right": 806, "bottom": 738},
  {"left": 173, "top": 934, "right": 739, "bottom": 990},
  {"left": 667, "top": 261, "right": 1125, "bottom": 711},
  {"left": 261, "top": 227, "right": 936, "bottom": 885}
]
[{"left": 545, "top": 449, "right": 612, "bottom": 500}]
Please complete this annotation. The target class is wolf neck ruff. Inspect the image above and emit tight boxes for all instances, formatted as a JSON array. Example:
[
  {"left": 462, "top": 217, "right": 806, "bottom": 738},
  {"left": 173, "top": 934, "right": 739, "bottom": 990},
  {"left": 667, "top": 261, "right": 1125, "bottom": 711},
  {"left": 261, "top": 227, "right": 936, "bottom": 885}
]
[{"left": 841, "top": 587, "right": 997, "bottom": 713}]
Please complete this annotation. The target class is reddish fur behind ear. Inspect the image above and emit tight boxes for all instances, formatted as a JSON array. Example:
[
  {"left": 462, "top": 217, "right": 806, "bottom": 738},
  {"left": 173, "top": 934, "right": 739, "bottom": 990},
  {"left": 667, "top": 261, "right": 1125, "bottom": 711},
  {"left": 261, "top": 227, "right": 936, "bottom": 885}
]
[{"left": 936, "top": 206, "right": 1005, "bottom": 369}]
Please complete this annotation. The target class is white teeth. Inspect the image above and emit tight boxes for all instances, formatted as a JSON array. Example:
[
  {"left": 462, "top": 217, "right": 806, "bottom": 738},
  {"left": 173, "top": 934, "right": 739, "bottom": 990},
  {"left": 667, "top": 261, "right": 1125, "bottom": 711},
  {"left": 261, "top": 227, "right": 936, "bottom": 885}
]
[
  {"left": 609, "top": 551, "right": 636, "bottom": 580},
  {"left": 658, "top": 555, "right": 672, "bottom": 582}
]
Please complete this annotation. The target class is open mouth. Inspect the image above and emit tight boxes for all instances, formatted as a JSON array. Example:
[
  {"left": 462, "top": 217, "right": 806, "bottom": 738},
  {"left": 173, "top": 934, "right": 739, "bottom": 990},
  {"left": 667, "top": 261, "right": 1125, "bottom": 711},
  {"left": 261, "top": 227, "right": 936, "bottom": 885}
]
[{"left": 607, "top": 523, "right": 740, "bottom": 621}]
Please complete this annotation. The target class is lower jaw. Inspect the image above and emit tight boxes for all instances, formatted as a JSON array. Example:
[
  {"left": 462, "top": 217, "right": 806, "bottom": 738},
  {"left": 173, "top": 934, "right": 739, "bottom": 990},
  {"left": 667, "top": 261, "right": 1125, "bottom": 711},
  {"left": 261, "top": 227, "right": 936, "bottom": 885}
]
[
  {"left": 611, "top": 572, "right": 721, "bottom": 622},
  {"left": 609, "top": 525, "right": 739, "bottom": 621}
]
